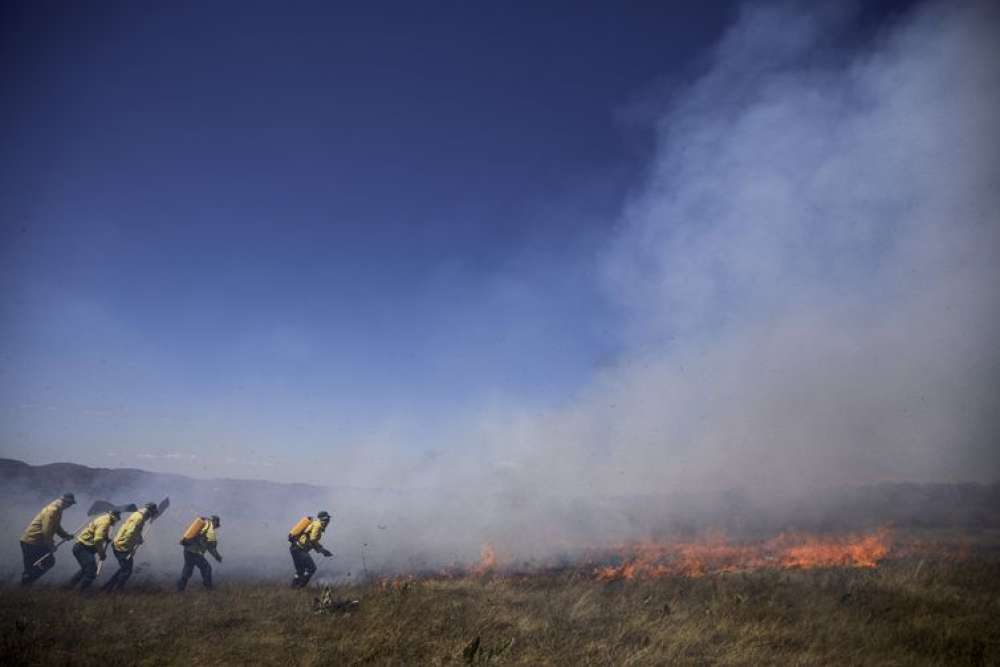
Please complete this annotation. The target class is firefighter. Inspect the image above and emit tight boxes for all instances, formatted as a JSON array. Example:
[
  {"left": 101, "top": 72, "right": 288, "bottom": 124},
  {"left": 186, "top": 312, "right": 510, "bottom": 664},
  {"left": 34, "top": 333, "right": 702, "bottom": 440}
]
[
  {"left": 101, "top": 502, "right": 158, "bottom": 592},
  {"left": 289, "top": 510, "right": 332, "bottom": 588},
  {"left": 66, "top": 508, "right": 121, "bottom": 591},
  {"left": 177, "top": 515, "right": 222, "bottom": 591},
  {"left": 19, "top": 493, "right": 77, "bottom": 586}
]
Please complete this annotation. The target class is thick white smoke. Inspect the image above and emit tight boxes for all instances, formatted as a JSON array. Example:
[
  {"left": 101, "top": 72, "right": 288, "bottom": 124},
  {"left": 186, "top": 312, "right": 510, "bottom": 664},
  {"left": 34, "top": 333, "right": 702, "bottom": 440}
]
[
  {"left": 468, "top": 0, "right": 1000, "bottom": 501},
  {"left": 293, "top": 1, "right": 1000, "bottom": 572},
  {"left": 4, "top": 2, "right": 998, "bottom": 583}
]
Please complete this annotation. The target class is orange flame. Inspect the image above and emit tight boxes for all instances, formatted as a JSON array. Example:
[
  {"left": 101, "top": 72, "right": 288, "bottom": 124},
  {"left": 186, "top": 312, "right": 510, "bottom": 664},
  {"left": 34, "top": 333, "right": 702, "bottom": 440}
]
[
  {"left": 594, "top": 528, "right": 892, "bottom": 581},
  {"left": 471, "top": 543, "right": 497, "bottom": 576}
]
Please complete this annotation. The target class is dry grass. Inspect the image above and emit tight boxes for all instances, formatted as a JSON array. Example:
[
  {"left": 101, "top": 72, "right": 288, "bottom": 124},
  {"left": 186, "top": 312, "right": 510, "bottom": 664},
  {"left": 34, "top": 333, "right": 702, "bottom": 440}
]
[{"left": 1, "top": 557, "right": 998, "bottom": 665}]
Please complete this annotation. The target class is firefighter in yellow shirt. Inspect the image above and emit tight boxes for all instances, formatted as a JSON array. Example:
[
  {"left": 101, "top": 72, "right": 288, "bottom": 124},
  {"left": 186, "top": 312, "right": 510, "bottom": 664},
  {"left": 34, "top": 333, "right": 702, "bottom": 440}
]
[
  {"left": 101, "top": 502, "right": 159, "bottom": 592},
  {"left": 65, "top": 508, "right": 121, "bottom": 591},
  {"left": 177, "top": 515, "right": 222, "bottom": 591},
  {"left": 19, "top": 493, "right": 77, "bottom": 586},
  {"left": 289, "top": 510, "right": 332, "bottom": 588}
]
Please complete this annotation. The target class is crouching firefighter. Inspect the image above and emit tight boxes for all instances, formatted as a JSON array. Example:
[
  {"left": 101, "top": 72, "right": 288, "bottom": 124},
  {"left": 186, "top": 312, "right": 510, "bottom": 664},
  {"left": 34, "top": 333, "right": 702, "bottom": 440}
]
[
  {"left": 66, "top": 508, "right": 121, "bottom": 591},
  {"left": 19, "top": 493, "right": 77, "bottom": 586},
  {"left": 177, "top": 515, "right": 221, "bottom": 591},
  {"left": 101, "top": 502, "right": 158, "bottom": 592},
  {"left": 288, "top": 511, "right": 332, "bottom": 588}
]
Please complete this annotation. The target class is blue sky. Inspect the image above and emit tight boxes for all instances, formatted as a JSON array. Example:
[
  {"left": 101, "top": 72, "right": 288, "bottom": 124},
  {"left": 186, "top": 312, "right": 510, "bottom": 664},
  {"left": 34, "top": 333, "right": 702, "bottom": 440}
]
[
  {"left": 0, "top": 2, "right": 740, "bottom": 475},
  {"left": 5, "top": 0, "right": 975, "bottom": 488}
]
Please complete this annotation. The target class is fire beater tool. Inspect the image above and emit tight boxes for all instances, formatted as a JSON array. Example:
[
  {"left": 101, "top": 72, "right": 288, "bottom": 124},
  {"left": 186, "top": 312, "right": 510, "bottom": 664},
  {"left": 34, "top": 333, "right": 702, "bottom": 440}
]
[{"left": 88, "top": 500, "right": 138, "bottom": 516}]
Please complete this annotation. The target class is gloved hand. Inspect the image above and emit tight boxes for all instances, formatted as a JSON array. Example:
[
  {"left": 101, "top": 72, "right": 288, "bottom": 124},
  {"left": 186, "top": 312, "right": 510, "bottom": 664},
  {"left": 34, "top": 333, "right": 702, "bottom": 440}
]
[
  {"left": 288, "top": 534, "right": 296, "bottom": 543},
  {"left": 99, "top": 552, "right": 107, "bottom": 561},
  {"left": 321, "top": 549, "right": 333, "bottom": 558},
  {"left": 214, "top": 553, "right": 223, "bottom": 563}
]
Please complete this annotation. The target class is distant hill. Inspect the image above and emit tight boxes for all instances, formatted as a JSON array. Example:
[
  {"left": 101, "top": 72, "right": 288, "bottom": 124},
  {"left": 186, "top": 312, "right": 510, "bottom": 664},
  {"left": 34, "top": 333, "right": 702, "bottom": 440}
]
[{"left": 0, "top": 458, "right": 337, "bottom": 520}]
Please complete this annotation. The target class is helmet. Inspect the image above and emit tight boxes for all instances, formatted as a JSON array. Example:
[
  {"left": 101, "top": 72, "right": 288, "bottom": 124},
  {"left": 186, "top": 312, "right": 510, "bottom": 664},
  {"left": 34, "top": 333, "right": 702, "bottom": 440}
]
[
  {"left": 144, "top": 502, "right": 159, "bottom": 517},
  {"left": 61, "top": 493, "right": 77, "bottom": 506},
  {"left": 317, "top": 511, "right": 331, "bottom": 521},
  {"left": 210, "top": 515, "right": 221, "bottom": 527}
]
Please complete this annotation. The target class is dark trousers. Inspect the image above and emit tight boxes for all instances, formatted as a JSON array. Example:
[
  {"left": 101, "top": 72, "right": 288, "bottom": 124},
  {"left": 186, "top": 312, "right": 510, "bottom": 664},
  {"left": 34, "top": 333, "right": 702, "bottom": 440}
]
[
  {"left": 177, "top": 551, "right": 213, "bottom": 590},
  {"left": 20, "top": 541, "right": 54, "bottom": 586},
  {"left": 66, "top": 542, "right": 99, "bottom": 591},
  {"left": 290, "top": 546, "right": 316, "bottom": 588},
  {"left": 101, "top": 547, "right": 134, "bottom": 592}
]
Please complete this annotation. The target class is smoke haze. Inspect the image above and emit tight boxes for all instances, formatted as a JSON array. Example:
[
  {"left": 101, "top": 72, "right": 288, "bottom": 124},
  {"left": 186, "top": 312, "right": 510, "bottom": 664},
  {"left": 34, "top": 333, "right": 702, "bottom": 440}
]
[
  {"left": 471, "top": 0, "right": 1000, "bottom": 497},
  {"left": 3, "top": 1, "right": 999, "bottom": 582},
  {"left": 330, "top": 0, "right": 1000, "bottom": 561}
]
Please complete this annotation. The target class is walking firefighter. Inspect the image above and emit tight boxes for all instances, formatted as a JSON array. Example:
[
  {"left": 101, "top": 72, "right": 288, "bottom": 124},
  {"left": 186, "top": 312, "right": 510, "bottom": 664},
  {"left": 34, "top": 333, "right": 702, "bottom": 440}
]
[
  {"left": 177, "top": 515, "right": 222, "bottom": 591},
  {"left": 288, "top": 511, "right": 333, "bottom": 588},
  {"left": 19, "top": 493, "right": 77, "bottom": 586},
  {"left": 65, "top": 506, "right": 123, "bottom": 591},
  {"left": 101, "top": 498, "right": 169, "bottom": 592}
]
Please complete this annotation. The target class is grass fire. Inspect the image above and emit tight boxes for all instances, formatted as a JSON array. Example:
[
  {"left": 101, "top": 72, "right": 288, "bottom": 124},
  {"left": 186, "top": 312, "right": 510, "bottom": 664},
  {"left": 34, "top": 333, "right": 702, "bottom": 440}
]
[
  {"left": 2, "top": 529, "right": 997, "bottom": 665},
  {"left": 593, "top": 528, "right": 893, "bottom": 581},
  {"left": 3, "top": 0, "right": 999, "bottom": 664}
]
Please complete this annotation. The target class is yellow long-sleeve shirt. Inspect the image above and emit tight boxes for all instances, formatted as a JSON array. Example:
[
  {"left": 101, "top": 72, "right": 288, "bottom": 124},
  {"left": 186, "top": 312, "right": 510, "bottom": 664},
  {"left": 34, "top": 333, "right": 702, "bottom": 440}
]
[
  {"left": 21, "top": 499, "right": 73, "bottom": 547},
  {"left": 184, "top": 519, "right": 219, "bottom": 556},
  {"left": 294, "top": 519, "right": 327, "bottom": 552},
  {"left": 76, "top": 513, "right": 118, "bottom": 555},
  {"left": 113, "top": 509, "right": 150, "bottom": 552}
]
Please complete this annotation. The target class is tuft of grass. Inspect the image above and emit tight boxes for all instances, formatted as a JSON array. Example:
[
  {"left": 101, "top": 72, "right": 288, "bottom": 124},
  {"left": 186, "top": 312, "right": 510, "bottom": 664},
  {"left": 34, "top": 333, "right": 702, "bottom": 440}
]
[{"left": 1, "top": 558, "right": 998, "bottom": 665}]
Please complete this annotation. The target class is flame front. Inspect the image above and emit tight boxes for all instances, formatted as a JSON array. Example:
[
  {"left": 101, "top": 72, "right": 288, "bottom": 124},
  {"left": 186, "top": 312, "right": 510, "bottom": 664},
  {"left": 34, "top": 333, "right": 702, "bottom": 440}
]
[
  {"left": 777, "top": 528, "right": 890, "bottom": 569},
  {"left": 594, "top": 528, "right": 892, "bottom": 581}
]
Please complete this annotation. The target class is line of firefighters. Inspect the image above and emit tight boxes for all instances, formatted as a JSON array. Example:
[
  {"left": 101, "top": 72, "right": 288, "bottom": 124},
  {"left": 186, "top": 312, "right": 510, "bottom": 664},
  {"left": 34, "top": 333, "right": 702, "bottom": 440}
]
[{"left": 18, "top": 493, "right": 333, "bottom": 591}]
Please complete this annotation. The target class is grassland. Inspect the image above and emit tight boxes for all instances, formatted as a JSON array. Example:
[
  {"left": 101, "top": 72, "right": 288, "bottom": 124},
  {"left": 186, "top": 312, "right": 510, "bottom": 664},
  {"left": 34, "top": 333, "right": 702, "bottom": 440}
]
[{"left": 1, "top": 555, "right": 998, "bottom": 666}]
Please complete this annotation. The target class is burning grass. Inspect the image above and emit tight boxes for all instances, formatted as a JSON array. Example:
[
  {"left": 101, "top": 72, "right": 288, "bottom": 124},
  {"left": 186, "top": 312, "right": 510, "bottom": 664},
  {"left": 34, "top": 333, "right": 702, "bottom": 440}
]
[
  {"left": 1, "top": 546, "right": 998, "bottom": 665},
  {"left": 391, "top": 527, "right": 956, "bottom": 584},
  {"left": 593, "top": 527, "right": 894, "bottom": 581}
]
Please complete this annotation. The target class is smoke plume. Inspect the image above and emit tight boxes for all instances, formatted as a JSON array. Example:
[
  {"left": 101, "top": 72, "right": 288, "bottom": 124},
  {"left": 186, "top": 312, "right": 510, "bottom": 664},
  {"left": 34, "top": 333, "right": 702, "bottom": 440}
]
[
  {"left": 483, "top": 0, "right": 1000, "bottom": 498},
  {"left": 3, "top": 1, "right": 998, "bottom": 583},
  {"left": 335, "top": 0, "right": 1000, "bottom": 564}
]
